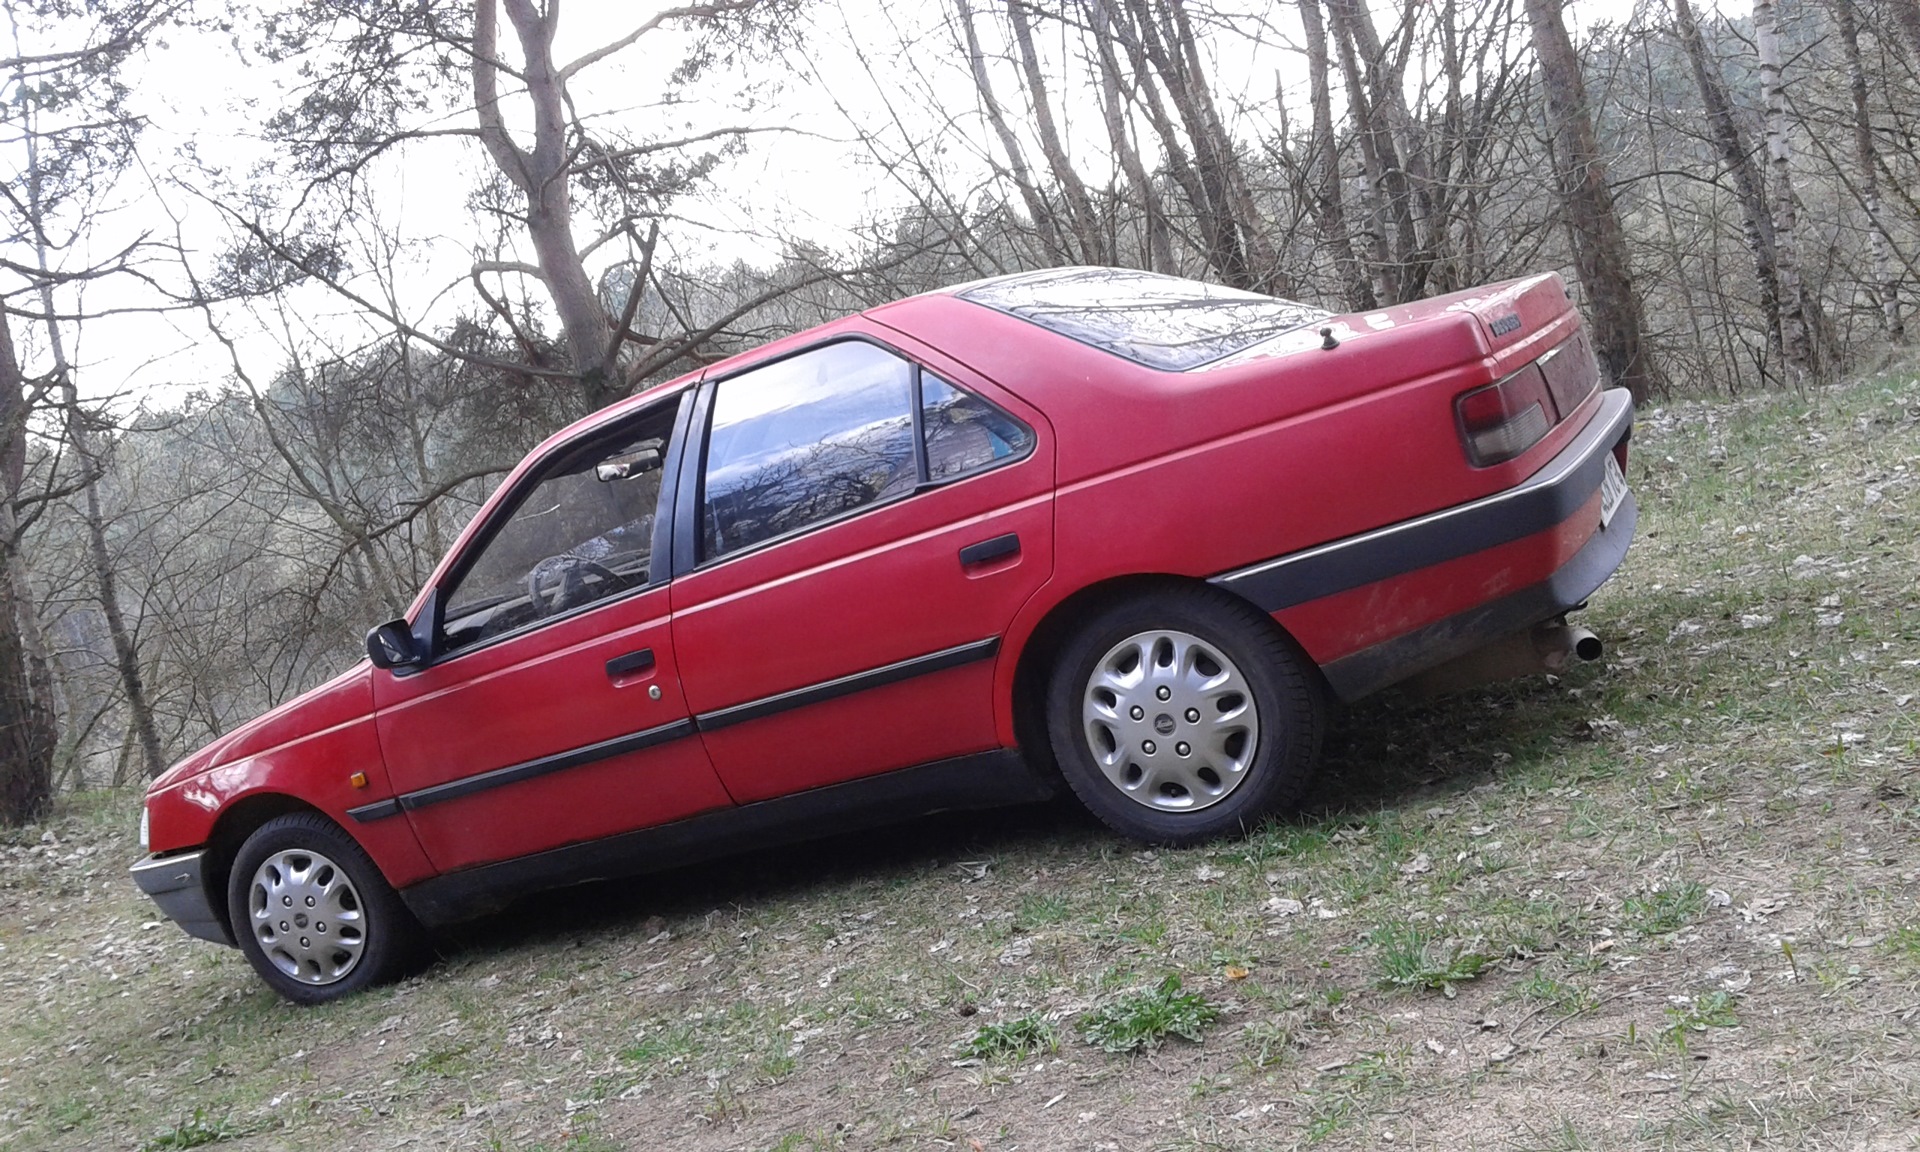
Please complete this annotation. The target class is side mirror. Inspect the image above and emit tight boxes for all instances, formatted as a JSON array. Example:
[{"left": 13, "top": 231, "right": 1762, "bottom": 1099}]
[{"left": 366, "top": 620, "right": 423, "bottom": 670}]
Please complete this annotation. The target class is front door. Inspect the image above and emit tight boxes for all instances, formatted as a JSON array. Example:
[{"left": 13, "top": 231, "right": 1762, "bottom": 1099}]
[
  {"left": 371, "top": 392, "right": 732, "bottom": 873},
  {"left": 669, "top": 333, "right": 1054, "bottom": 804}
]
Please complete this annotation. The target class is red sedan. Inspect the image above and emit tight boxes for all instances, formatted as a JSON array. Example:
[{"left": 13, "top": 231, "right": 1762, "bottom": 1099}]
[{"left": 134, "top": 267, "right": 1635, "bottom": 1002}]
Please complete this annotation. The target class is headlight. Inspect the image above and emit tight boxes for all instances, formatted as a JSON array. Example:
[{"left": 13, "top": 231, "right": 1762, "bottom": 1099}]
[{"left": 139, "top": 805, "right": 150, "bottom": 853}]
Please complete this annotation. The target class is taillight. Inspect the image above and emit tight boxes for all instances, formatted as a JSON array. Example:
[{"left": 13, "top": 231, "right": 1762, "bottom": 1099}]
[{"left": 1456, "top": 365, "right": 1553, "bottom": 466}]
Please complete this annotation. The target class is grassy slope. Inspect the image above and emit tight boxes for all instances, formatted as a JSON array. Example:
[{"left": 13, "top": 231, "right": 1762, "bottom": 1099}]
[{"left": 3, "top": 370, "right": 1917, "bottom": 1152}]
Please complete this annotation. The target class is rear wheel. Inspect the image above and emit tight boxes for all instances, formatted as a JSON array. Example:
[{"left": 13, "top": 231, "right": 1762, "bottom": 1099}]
[
  {"left": 1047, "top": 586, "right": 1323, "bottom": 844},
  {"left": 227, "top": 812, "right": 423, "bottom": 1004}
]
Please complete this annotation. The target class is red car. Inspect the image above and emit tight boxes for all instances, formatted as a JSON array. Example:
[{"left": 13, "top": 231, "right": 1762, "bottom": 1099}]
[{"left": 134, "top": 268, "right": 1634, "bottom": 1002}]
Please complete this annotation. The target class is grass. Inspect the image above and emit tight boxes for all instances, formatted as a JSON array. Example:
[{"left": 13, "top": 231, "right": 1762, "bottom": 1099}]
[
  {"left": 1078, "top": 975, "right": 1222, "bottom": 1053},
  {"left": 964, "top": 1014, "right": 1057, "bottom": 1060},
  {"left": 1369, "top": 920, "right": 1492, "bottom": 994},
  {"left": 1622, "top": 882, "right": 1708, "bottom": 936},
  {"left": 4, "top": 369, "right": 1920, "bottom": 1148},
  {"left": 139, "top": 1110, "right": 236, "bottom": 1152},
  {"left": 1663, "top": 991, "right": 1740, "bottom": 1047}
]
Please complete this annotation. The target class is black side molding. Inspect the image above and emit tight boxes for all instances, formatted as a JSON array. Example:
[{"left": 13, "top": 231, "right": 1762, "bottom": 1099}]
[
  {"left": 347, "top": 638, "right": 1005, "bottom": 822},
  {"left": 958, "top": 533, "right": 1020, "bottom": 568},
  {"left": 351, "top": 719, "right": 698, "bottom": 821},
  {"left": 696, "top": 637, "right": 999, "bottom": 732},
  {"left": 347, "top": 798, "right": 403, "bottom": 823},
  {"left": 396, "top": 749, "right": 1057, "bottom": 927},
  {"left": 1213, "top": 388, "right": 1633, "bottom": 613}
]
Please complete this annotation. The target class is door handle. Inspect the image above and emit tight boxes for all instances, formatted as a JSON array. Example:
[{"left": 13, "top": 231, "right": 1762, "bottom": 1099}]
[
  {"left": 959, "top": 533, "right": 1020, "bottom": 568},
  {"left": 605, "top": 648, "right": 655, "bottom": 678}
]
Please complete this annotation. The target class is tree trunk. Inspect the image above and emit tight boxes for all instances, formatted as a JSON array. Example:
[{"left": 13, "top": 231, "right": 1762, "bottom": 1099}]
[
  {"left": 1326, "top": 0, "right": 1437, "bottom": 298},
  {"left": 954, "top": 0, "right": 1069, "bottom": 263},
  {"left": 474, "top": 0, "right": 620, "bottom": 407},
  {"left": 1833, "top": 0, "right": 1903, "bottom": 341},
  {"left": 1672, "top": 0, "right": 1785, "bottom": 371},
  {"left": 0, "top": 312, "right": 56, "bottom": 827},
  {"left": 1006, "top": 0, "right": 1107, "bottom": 264},
  {"left": 1298, "top": 0, "right": 1375, "bottom": 311},
  {"left": 1754, "top": 0, "right": 1818, "bottom": 385},
  {"left": 1325, "top": 0, "right": 1416, "bottom": 300},
  {"left": 1085, "top": 0, "right": 1173, "bottom": 272},
  {"left": 1113, "top": 0, "right": 1256, "bottom": 288},
  {"left": 1522, "top": 0, "right": 1659, "bottom": 404}
]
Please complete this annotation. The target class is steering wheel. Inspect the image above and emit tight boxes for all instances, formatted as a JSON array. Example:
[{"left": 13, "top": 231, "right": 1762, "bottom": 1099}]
[{"left": 525, "top": 554, "right": 622, "bottom": 617}]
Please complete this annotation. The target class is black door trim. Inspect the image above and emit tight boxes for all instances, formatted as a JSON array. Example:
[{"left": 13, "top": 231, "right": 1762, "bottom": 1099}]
[
  {"left": 396, "top": 748, "right": 1056, "bottom": 927},
  {"left": 349, "top": 637, "right": 1003, "bottom": 822},
  {"left": 694, "top": 636, "right": 1000, "bottom": 732},
  {"left": 347, "top": 718, "right": 698, "bottom": 823}
]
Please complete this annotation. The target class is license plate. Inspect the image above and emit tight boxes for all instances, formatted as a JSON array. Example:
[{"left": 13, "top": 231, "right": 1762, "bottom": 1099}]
[{"left": 1599, "top": 451, "right": 1628, "bottom": 529}]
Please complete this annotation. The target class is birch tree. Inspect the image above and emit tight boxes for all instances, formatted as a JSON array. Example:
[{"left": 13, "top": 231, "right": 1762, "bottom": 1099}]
[{"left": 1754, "top": 0, "right": 1819, "bottom": 383}]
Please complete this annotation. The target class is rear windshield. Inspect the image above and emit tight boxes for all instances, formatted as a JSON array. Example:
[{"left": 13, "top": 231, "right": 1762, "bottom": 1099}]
[{"left": 956, "top": 267, "right": 1330, "bottom": 371}]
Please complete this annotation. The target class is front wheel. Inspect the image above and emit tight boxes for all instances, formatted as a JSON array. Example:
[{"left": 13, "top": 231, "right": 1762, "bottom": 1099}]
[
  {"left": 1047, "top": 586, "right": 1324, "bottom": 844},
  {"left": 227, "top": 812, "right": 424, "bottom": 1004}
]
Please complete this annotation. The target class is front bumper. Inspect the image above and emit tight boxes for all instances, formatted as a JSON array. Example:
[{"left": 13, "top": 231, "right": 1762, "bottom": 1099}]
[{"left": 130, "top": 851, "right": 234, "bottom": 946}]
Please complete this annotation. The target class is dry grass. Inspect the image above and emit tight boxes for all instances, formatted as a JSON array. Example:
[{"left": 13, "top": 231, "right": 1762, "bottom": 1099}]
[{"left": 4, "top": 367, "right": 1919, "bottom": 1151}]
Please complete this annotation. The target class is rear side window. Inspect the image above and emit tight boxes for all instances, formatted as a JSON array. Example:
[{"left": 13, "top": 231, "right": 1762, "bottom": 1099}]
[
  {"left": 922, "top": 372, "right": 1034, "bottom": 480},
  {"left": 702, "top": 342, "right": 918, "bottom": 559},
  {"left": 957, "top": 267, "right": 1329, "bottom": 371},
  {"left": 700, "top": 343, "right": 1034, "bottom": 561}
]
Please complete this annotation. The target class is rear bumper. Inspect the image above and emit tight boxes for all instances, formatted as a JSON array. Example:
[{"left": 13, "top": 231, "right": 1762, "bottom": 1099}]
[
  {"left": 130, "top": 850, "right": 234, "bottom": 946},
  {"left": 1318, "top": 488, "right": 1635, "bottom": 699},
  {"left": 1212, "top": 387, "right": 1636, "bottom": 700}
]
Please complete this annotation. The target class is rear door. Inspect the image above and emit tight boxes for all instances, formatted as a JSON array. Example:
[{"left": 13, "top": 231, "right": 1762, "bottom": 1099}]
[
  {"left": 669, "top": 332, "right": 1054, "bottom": 804},
  {"left": 370, "top": 391, "right": 733, "bottom": 873}
]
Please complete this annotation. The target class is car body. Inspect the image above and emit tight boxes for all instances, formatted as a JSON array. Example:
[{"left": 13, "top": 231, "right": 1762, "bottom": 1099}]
[{"left": 133, "top": 267, "right": 1636, "bottom": 1001}]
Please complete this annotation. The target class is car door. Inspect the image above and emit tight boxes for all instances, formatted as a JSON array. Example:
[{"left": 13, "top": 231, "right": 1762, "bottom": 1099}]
[
  {"left": 370, "top": 390, "right": 734, "bottom": 873},
  {"left": 669, "top": 332, "right": 1054, "bottom": 804}
]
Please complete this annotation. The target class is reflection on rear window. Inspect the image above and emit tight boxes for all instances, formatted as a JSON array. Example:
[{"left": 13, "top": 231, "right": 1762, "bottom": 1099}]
[{"left": 956, "top": 267, "right": 1330, "bottom": 371}]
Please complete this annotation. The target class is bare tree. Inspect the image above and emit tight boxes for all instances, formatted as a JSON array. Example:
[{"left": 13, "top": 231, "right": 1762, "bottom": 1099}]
[
  {"left": 1832, "top": 0, "right": 1903, "bottom": 340},
  {"left": 1672, "top": 0, "right": 1786, "bottom": 371},
  {"left": 1522, "top": 0, "right": 1659, "bottom": 403},
  {"left": 1755, "top": 0, "right": 1820, "bottom": 383}
]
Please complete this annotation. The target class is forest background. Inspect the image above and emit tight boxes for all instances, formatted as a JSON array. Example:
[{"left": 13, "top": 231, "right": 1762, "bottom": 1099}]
[{"left": 1, "top": 0, "right": 1913, "bottom": 821}]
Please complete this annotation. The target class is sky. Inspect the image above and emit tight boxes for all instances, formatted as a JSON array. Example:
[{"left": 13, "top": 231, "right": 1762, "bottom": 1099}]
[{"left": 22, "top": 0, "right": 1687, "bottom": 409}]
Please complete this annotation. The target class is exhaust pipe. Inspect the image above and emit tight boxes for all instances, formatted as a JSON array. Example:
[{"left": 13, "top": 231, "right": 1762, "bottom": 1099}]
[
  {"left": 1532, "top": 623, "right": 1602, "bottom": 671},
  {"left": 1400, "top": 619, "right": 1603, "bottom": 697}
]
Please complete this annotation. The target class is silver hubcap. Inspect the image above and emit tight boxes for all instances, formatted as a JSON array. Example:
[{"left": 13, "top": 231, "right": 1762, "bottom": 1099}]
[
  {"left": 1081, "top": 629, "right": 1260, "bottom": 812},
  {"left": 248, "top": 848, "right": 367, "bottom": 986}
]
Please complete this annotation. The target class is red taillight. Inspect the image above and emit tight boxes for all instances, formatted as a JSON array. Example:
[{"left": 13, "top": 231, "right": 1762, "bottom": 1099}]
[{"left": 1456, "top": 365, "right": 1554, "bottom": 467}]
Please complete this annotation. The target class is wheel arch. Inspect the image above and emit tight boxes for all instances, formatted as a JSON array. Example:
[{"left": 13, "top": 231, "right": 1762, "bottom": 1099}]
[
  {"left": 201, "top": 793, "right": 337, "bottom": 936},
  {"left": 1007, "top": 572, "right": 1323, "bottom": 769}
]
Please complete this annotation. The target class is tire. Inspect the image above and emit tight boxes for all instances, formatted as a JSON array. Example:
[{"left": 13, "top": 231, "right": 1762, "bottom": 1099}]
[
  {"left": 226, "top": 812, "right": 424, "bottom": 1005},
  {"left": 1046, "top": 585, "right": 1324, "bottom": 845}
]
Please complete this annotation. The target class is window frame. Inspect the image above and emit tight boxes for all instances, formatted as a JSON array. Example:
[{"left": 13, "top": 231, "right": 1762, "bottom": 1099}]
[
  {"left": 673, "top": 335, "right": 1035, "bottom": 577},
  {"left": 411, "top": 388, "right": 695, "bottom": 670}
]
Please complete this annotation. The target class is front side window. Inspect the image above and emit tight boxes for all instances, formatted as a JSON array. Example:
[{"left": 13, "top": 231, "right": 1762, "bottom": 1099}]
[
  {"left": 439, "top": 399, "right": 679, "bottom": 652},
  {"left": 700, "top": 343, "right": 1033, "bottom": 561}
]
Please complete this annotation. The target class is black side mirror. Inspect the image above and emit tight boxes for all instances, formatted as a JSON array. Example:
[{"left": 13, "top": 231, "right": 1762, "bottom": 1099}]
[{"left": 366, "top": 620, "right": 423, "bottom": 670}]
